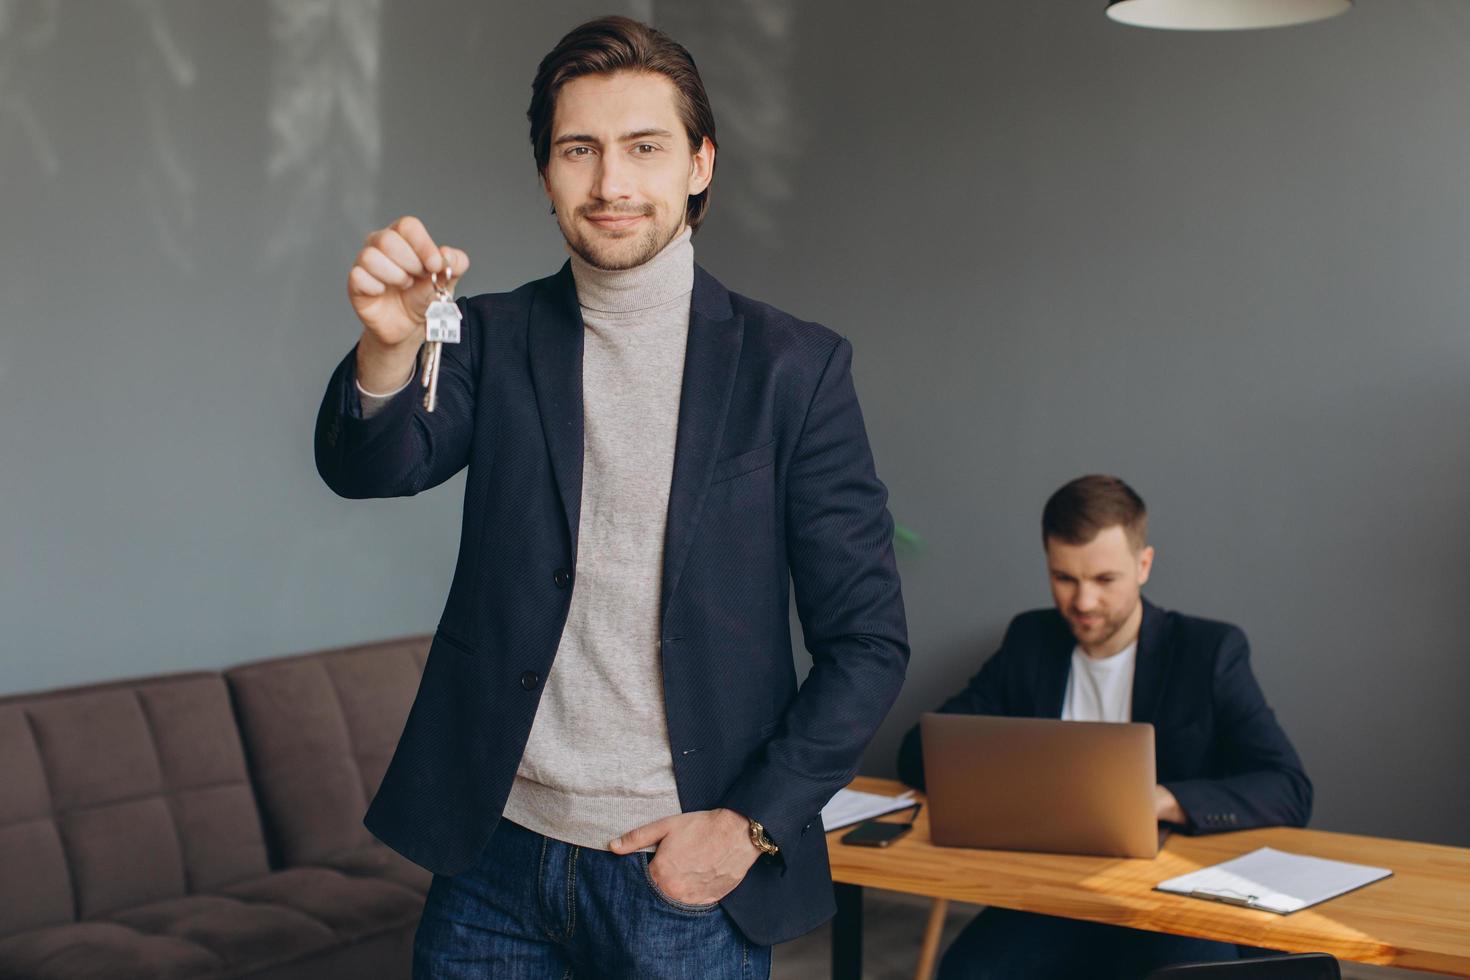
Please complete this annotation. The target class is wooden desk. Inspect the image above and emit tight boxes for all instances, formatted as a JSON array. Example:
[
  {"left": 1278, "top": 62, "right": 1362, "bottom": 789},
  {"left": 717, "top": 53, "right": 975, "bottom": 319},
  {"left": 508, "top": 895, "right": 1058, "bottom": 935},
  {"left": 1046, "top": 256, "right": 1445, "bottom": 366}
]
[{"left": 827, "top": 777, "right": 1470, "bottom": 979}]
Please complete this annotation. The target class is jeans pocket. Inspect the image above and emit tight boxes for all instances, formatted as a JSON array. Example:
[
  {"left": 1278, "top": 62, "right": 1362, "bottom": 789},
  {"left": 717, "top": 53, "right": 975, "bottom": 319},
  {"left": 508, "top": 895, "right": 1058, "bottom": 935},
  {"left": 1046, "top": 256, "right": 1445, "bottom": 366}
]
[{"left": 639, "top": 852, "right": 721, "bottom": 914}]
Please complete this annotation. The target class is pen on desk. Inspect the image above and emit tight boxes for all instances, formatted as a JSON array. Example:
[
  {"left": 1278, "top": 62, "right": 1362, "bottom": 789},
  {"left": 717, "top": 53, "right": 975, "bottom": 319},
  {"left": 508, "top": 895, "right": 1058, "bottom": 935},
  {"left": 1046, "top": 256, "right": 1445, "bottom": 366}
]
[{"left": 1189, "top": 888, "right": 1260, "bottom": 909}]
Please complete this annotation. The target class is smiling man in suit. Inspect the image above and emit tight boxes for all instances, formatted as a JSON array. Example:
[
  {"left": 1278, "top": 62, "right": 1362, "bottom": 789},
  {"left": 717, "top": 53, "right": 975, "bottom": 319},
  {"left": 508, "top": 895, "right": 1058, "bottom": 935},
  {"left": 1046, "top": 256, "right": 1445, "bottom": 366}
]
[
  {"left": 897, "top": 475, "right": 1311, "bottom": 980},
  {"left": 313, "top": 15, "right": 907, "bottom": 980}
]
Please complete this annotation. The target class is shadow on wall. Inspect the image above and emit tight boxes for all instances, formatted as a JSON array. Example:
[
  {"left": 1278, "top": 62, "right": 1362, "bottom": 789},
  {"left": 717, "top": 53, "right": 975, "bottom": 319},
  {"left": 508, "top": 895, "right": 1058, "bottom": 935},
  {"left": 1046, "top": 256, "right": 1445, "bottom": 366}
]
[
  {"left": 264, "top": 0, "right": 384, "bottom": 270},
  {"left": 1, "top": 0, "right": 207, "bottom": 274},
  {"left": 0, "top": 0, "right": 387, "bottom": 278},
  {"left": 0, "top": 0, "right": 63, "bottom": 182}
]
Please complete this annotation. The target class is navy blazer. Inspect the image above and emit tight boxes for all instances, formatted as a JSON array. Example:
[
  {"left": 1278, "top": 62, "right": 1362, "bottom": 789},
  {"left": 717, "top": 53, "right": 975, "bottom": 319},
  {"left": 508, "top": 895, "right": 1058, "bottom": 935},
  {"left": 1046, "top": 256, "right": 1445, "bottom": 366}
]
[
  {"left": 314, "top": 262, "right": 909, "bottom": 945},
  {"left": 896, "top": 600, "right": 1311, "bottom": 833}
]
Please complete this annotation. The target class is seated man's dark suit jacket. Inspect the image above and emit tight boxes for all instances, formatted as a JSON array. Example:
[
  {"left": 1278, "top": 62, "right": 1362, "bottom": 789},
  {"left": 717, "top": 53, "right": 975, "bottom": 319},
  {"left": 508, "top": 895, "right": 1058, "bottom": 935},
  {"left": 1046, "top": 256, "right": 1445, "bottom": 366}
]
[
  {"left": 897, "top": 599, "right": 1310, "bottom": 833},
  {"left": 314, "top": 262, "right": 909, "bottom": 945}
]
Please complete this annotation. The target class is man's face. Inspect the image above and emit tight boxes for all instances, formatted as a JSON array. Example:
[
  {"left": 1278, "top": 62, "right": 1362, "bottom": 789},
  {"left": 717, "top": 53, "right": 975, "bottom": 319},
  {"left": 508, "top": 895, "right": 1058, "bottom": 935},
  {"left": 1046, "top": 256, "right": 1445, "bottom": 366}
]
[
  {"left": 542, "top": 70, "right": 714, "bottom": 271},
  {"left": 1045, "top": 525, "right": 1154, "bottom": 651}
]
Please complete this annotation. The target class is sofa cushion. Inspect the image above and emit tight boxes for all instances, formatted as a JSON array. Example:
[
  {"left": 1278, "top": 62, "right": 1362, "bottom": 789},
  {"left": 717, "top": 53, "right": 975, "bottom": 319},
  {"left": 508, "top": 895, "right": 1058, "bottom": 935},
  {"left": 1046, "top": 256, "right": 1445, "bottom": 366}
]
[
  {"left": 0, "top": 921, "right": 224, "bottom": 980},
  {"left": 0, "top": 817, "right": 72, "bottom": 936},
  {"left": 106, "top": 893, "right": 333, "bottom": 974},
  {"left": 64, "top": 796, "right": 188, "bottom": 917},
  {"left": 225, "top": 636, "right": 429, "bottom": 867},
  {"left": 317, "top": 842, "right": 433, "bottom": 896},
  {"left": 218, "top": 866, "right": 422, "bottom": 939},
  {"left": 0, "top": 674, "right": 271, "bottom": 937},
  {"left": 0, "top": 861, "right": 425, "bottom": 980}
]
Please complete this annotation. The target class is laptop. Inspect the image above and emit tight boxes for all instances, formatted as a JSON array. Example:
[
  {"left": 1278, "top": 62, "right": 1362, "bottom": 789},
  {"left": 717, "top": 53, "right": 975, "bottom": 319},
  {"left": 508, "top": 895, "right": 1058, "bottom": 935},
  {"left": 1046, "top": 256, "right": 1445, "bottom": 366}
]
[{"left": 920, "top": 712, "right": 1164, "bottom": 858}]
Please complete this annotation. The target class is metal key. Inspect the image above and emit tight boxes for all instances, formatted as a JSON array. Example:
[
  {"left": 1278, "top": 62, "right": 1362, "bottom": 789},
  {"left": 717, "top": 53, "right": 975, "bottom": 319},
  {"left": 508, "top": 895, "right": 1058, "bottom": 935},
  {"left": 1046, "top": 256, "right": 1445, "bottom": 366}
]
[{"left": 421, "top": 262, "right": 462, "bottom": 413}]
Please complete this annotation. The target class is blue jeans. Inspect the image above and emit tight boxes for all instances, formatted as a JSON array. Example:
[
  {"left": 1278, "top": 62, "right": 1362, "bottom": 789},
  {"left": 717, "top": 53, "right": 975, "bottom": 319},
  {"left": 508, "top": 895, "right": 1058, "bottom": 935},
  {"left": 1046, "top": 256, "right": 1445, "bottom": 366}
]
[
  {"left": 412, "top": 818, "right": 772, "bottom": 979},
  {"left": 938, "top": 907, "right": 1238, "bottom": 980}
]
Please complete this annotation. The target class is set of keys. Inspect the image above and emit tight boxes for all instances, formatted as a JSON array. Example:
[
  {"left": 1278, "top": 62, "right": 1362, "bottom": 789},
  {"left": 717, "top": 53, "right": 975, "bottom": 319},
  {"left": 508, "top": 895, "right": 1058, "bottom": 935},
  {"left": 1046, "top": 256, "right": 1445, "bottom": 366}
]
[{"left": 420, "top": 264, "right": 462, "bottom": 413}]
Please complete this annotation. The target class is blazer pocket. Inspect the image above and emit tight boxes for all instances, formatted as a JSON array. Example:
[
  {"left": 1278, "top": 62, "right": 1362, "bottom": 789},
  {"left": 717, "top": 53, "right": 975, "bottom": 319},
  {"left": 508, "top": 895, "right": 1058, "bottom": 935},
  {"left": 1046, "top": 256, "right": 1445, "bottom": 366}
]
[
  {"left": 709, "top": 440, "right": 776, "bottom": 484},
  {"left": 434, "top": 625, "right": 478, "bottom": 657}
]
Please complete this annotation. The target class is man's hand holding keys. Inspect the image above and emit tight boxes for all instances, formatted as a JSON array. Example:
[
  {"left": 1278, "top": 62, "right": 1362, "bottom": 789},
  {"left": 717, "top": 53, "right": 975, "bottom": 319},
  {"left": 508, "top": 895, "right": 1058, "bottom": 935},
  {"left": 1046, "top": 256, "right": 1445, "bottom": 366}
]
[{"left": 348, "top": 215, "right": 471, "bottom": 396}]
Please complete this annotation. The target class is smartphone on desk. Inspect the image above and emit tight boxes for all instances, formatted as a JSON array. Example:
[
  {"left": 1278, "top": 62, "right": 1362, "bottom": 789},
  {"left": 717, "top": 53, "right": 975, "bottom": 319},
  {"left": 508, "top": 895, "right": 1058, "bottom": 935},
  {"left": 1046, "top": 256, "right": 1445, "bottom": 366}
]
[
  {"left": 842, "top": 821, "right": 912, "bottom": 847},
  {"left": 840, "top": 803, "right": 923, "bottom": 847}
]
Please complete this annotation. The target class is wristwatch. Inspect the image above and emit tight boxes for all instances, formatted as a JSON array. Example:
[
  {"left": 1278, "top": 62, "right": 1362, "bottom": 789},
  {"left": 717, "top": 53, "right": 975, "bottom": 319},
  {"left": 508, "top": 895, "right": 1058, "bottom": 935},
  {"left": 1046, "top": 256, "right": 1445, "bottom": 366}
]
[{"left": 748, "top": 818, "right": 780, "bottom": 856}]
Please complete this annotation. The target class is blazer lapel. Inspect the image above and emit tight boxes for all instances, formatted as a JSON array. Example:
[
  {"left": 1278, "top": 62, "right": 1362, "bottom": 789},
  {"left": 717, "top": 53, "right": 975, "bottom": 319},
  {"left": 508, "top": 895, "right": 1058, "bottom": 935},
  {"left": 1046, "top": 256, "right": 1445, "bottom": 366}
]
[
  {"left": 661, "top": 265, "right": 743, "bottom": 626},
  {"left": 1130, "top": 598, "right": 1169, "bottom": 725},
  {"left": 527, "top": 263, "right": 585, "bottom": 558},
  {"left": 1036, "top": 616, "right": 1074, "bottom": 718}
]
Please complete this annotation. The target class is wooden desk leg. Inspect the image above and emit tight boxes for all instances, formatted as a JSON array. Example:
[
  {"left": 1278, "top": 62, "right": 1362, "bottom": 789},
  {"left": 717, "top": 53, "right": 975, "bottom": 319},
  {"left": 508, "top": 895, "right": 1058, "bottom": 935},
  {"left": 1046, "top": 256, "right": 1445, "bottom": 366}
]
[
  {"left": 833, "top": 882, "right": 863, "bottom": 980},
  {"left": 913, "top": 898, "right": 949, "bottom": 980}
]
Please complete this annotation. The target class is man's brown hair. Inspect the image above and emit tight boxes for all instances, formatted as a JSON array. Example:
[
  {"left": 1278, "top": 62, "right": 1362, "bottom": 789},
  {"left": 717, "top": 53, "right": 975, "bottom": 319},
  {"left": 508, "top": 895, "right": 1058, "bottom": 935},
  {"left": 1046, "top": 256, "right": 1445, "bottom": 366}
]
[
  {"left": 528, "top": 16, "right": 718, "bottom": 232},
  {"left": 1041, "top": 475, "right": 1149, "bottom": 552}
]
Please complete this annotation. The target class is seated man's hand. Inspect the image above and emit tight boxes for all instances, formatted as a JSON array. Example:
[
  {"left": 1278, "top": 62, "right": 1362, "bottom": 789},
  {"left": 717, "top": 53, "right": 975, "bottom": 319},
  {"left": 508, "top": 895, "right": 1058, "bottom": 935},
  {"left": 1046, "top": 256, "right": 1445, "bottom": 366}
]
[
  {"left": 610, "top": 808, "right": 761, "bottom": 906},
  {"left": 1154, "top": 784, "right": 1187, "bottom": 826}
]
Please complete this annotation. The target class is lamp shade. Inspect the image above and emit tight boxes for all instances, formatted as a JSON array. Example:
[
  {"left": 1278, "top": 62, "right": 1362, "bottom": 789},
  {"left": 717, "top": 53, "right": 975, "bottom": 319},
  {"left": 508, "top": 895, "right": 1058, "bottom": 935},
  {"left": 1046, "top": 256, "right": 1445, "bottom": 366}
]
[{"left": 1106, "top": 0, "right": 1351, "bottom": 30}]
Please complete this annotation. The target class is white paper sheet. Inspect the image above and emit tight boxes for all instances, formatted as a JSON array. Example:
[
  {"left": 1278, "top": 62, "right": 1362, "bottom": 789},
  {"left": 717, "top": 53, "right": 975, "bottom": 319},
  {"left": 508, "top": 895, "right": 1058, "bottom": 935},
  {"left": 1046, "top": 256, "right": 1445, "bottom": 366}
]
[
  {"left": 821, "top": 787, "right": 918, "bottom": 831},
  {"left": 1156, "top": 846, "right": 1392, "bottom": 914}
]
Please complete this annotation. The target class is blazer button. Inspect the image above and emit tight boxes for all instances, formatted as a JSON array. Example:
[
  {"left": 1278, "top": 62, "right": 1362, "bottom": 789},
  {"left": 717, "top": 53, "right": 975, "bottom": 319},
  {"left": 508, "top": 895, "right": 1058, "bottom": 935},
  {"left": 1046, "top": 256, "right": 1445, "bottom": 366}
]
[
  {"left": 553, "top": 568, "right": 571, "bottom": 588},
  {"left": 520, "top": 671, "right": 540, "bottom": 690}
]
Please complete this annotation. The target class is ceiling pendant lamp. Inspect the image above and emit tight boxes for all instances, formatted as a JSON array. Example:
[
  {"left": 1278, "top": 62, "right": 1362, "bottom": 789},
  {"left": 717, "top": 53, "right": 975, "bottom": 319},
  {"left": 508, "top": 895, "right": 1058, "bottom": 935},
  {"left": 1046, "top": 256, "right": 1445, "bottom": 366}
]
[{"left": 1106, "top": 0, "right": 1352, "bottom": 30}]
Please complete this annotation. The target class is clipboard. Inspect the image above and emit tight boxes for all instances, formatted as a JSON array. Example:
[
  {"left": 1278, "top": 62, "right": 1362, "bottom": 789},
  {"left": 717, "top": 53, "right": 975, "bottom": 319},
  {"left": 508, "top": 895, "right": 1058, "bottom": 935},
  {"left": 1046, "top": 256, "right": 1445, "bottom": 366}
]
[
  {"left": 820, "top": 787, "right": 918, "bottom": 832},
  {"left": 1156, "top": 846, "right": 1393, "bottom": 914}
]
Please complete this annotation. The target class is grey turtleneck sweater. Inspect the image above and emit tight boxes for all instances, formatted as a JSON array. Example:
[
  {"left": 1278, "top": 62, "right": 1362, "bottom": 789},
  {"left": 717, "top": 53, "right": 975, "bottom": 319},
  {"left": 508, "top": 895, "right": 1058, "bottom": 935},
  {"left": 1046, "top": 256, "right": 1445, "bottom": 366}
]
[{"left": 359, "top": 228, "right": 694, "bottom": 850}]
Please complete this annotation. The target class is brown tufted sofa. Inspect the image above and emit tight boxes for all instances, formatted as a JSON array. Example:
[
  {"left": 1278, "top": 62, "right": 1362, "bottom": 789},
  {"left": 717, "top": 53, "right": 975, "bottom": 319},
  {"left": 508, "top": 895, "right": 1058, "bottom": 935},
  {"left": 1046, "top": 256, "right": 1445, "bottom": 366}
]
[{"left": 0, "top": 636, "right": 433, "bottom": 980}]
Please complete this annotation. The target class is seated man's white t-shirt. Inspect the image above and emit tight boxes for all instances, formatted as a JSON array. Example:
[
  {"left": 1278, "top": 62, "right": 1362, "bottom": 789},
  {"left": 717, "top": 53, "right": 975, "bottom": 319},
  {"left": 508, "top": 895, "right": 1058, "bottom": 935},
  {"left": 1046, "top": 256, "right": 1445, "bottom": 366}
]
[{"left": 1060, "top": 642, "right": 1137, "bottom": 723}]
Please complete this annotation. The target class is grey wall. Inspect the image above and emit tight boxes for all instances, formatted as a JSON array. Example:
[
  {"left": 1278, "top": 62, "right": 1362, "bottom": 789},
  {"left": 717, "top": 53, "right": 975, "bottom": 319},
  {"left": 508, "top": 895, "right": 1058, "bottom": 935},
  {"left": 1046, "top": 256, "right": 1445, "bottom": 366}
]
[{"left": 3, "top": 1, "right": 1468, "bottom": 847}]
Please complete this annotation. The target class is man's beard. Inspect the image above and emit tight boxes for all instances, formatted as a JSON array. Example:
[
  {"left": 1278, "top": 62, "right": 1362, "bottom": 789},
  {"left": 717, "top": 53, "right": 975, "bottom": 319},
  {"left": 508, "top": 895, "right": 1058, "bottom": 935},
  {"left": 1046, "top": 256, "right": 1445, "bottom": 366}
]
[
  {"left": 1067, "top": 603, "right": 1134, "bottom": 649},
  {"left": 561, "top": 203, "right": 676, "bottom": 271}
]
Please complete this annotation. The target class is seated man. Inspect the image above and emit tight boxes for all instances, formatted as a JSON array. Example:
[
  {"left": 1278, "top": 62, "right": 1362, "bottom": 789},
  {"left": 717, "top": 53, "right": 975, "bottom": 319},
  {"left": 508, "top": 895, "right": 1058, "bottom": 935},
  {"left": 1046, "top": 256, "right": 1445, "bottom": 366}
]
[{"left": 897, "top": 474, "right": 1312, "bottom": 980}]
